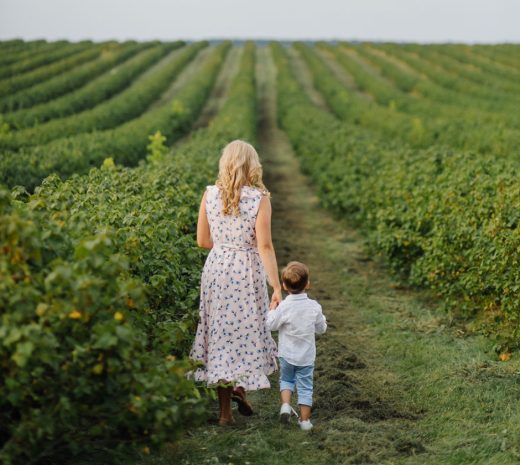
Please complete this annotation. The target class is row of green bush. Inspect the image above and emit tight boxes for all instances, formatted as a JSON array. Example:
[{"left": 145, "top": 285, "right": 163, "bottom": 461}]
[
  {"left": 272, "top": 43, "right": 520, "bottom": 347},
  {"left": 328, "top": 43, "right": 520, "bottom": 146},
  {"left": 0, "top": 41, "right": 92, "bottom": 80},
  {"left": 342, "top": 44, "right": 518, "bottom": 119},
  {"left": 0, "top": 42, "right": 104, "bottom": 99},
  {"left": 0, "top": 43, "right": 228, "bottom": 190},
  {"left": 373, "top": 43, "right": 520, "bottom": 112},
  {"left": 0, "top": 40, "right": 51, "bottom": 65},
  {"left": 472, "top": 44, "right": 520, "bottom": 69},
  {"left": 0, "top": 42, "right": 256, "bottom": 465},
  {"left": 296, "top": 43, "right": 520, "bottom": 157},
  {"left": 0, "top": 41, "right": 62, "bottom": 67},
  {"left": 405, "top": 44, "right": 520, "bottom": 96},
  {"left": 427, "top": 45, "right": 520, "bottom": 87},
  {"left": 2, "top": 43, "right": 169, "bottom": 128},
  {"left": 0, "top": 42, "right": 152, "bottom": 114},
  {"left": 0, "top": 43, "right": 199, "bottom": 150}
]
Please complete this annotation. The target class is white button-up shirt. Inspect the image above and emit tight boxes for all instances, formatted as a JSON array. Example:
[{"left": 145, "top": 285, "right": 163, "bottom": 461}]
[{"left": 266, "top": 292, "right": 327, "bottom": 366}]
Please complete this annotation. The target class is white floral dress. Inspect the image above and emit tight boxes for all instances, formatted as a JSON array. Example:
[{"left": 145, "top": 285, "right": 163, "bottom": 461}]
[{"left": 190, "top": 185, "right": 278, "bottom": 390}]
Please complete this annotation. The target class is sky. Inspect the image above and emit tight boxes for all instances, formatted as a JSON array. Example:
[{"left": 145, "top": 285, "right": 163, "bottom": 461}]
[{"left": 1, "top": 0, "right": 519, "bottom": 44}]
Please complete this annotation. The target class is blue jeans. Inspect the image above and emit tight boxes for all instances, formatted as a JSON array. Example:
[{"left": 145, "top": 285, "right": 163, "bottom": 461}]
[{"left": 279, "top": 357, "right": 314, "bottom": 407}]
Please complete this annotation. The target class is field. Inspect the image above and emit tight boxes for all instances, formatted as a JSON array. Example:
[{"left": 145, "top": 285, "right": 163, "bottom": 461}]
[{"left": 1, "top": 39, "right": 519, "bottom": 465}]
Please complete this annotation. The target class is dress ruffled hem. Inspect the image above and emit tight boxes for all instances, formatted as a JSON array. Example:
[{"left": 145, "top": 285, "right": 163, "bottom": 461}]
[{"left": 187, "top": 361, "right": 278, "bottom": 391}]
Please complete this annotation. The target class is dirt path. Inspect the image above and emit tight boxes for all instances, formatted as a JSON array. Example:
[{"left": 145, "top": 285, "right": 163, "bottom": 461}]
[{"left": 255, "top": 45, "right": 422, "bottom": 464}]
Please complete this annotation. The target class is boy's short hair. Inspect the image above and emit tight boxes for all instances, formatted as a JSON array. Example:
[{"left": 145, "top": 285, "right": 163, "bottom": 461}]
[{"left": 281, "top": 261, "right": 309, "bottom": 294}]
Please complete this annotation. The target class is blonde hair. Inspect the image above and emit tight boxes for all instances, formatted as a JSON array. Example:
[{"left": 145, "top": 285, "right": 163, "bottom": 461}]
[{"left": 215, "top": 140, "right": 269, "bottom": 216}]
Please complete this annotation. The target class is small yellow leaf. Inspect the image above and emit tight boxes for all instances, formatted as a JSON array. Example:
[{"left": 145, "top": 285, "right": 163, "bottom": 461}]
[
  {"left": 171, "top": 100, "right": 184, "bottom": 115},
  {"left": 36, "top": 303, "right": 48, "bottom": 317},
  {"left": 68, "top": 309, "right": 82, "bottom": 320},
  {"left": 142, "top": 446, "right": 150, "bottom": 455},
  {"left": 499, "top": 352, "right": 511, "bottom": 362},
  {"left": 102, "top": 157, "right": 115, "bottom": 169},
  {"left": 92, "top": 363, "right": 104, "bottom": 374},
  {"left": 114, "top": 311, "right": 124, "bottom": 321}
]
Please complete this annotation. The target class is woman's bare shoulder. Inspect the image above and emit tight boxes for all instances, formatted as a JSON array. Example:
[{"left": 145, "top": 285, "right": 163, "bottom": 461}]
[{"left": 201, "top": 185, "right": 217, "bottom": 201}]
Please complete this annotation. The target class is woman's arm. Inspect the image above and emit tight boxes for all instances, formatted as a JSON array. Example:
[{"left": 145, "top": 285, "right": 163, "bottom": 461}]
[
  {"left": 256, "top": 195, "right": 282, "bottom": 309},
  {"left": 197, "top": 190, "right": 213, "bottom": 249}
]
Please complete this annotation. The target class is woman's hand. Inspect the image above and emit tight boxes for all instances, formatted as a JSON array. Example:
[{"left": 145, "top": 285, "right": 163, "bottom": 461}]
[{"left": 270, "top": 287, "right": 282, "bottom": 310}]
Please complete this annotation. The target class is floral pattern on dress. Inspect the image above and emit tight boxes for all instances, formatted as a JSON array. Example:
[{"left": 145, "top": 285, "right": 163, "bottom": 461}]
[{"left": 189, "top": 185, "right": 278, "bottom": 391}]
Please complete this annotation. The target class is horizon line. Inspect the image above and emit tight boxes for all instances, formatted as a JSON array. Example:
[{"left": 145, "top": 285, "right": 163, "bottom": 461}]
[{"left": 1, "top": 36, "right": 519, "bottom": 45}]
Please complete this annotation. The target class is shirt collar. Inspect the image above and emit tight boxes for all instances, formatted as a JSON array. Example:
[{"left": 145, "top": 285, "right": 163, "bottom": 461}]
[{"left": 285, "top": 292, "right": 308, "bottom": 301}]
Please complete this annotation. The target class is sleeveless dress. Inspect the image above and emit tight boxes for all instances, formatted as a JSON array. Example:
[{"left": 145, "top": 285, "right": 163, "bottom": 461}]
[{"left": 189, "top": 184, "right": 278, "bottom": 390}]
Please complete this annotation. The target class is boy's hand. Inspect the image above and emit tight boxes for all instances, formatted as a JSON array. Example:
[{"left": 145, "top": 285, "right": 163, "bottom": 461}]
[{"left": 270, "top": 288, "right": 282, "bottom": 310}]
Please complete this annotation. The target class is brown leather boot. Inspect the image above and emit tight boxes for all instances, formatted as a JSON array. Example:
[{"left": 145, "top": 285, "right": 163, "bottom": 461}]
[{"left": 217, "top": 385, "right": 235, "bottom": 426}]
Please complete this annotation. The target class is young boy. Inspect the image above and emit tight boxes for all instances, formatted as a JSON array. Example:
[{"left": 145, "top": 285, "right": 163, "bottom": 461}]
[{"left": 266, "top": 261, "right": 327, "bottom": 431}]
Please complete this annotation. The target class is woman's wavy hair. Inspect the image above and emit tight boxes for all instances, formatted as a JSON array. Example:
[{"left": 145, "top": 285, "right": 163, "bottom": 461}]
[{"left": 215, "top": 140, "right": 269, "bottom": 216}]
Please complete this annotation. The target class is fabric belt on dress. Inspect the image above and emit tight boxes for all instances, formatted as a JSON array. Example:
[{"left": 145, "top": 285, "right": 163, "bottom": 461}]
[{"left": 214, "top": 243, "right": 259, "bottom": 254}]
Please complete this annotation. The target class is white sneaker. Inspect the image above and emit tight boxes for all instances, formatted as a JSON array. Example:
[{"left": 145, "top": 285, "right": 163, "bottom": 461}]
[
  {"left": 279, "top": 403, "right": 298, "bottom": 424},
  {"left": 298, "top": 419, "right": 314, "bottom": 431}
]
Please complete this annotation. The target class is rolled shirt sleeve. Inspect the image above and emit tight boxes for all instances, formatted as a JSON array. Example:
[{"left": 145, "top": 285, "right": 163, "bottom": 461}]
[
  {"left": 266, "top": 304, "right": 286, "bottom": 331},
  {"left": 315, "top": 305, "right": 327, "bottom": 335}
]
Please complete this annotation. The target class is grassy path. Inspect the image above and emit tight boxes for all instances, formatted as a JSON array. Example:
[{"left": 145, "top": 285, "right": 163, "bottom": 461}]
[
  {"left": 169, "top": 46, "right": 243, "bottom": 151},
  {"left": 148, "top": 46, "right": 520, "bottom": 465},
  {"left": 286, "top": 46, "right": 330, "bottom": 109},
  {"left": 148, "top": 45, "right": 215, "bottom": 111},
  {"left": 191, "top": 46, "right": 244, "bottom": 130}
]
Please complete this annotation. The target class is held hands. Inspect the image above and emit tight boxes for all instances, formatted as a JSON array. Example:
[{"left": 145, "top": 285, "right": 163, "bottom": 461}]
[{"left": 269, "top": 287, "right": 282, "bottom": 310}]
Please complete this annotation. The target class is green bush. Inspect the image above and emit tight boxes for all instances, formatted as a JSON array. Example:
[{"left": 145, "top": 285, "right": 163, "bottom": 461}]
[
  {"left": 272, "top": 42, "right": 520, "bottom": 345},
  {"left": 0, "top": 42, "right": 228, "bottom": 190},
  {"left": 2, "top": 43, "right": 165, "bottom": 125},
  {"left": 0, "top": 41, "right": 256, "bottom": 465},
  {"left": 0, "top": 43, "right": 203, "bottom": 150},
  {"left": 0, "top": 41, "right": 90, "bottom": 80},
  {"left": 0, "top": 42, "right": 152, "bottom": 114},
  {"left": 0, "top": 187, "right": 207, "bottom": 465},
  {"left": 0, "top": 43, "right": 103, "bottom": 99},
  {"left": 0, "top": 41, "right": 49, "bottom": 67},
  {"left": 296, "top": 43, "right": 520, "bottom": 156}
]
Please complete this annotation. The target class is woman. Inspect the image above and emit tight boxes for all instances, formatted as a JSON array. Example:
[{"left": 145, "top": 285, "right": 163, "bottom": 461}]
[{"left": 190, "top": 139, "right": 282, "bottom": 425}]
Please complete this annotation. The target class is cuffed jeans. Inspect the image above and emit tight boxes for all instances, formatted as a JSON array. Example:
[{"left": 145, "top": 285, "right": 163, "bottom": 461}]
[{"left": 279, "top": 356, "right": 314, "bottom": 407}]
